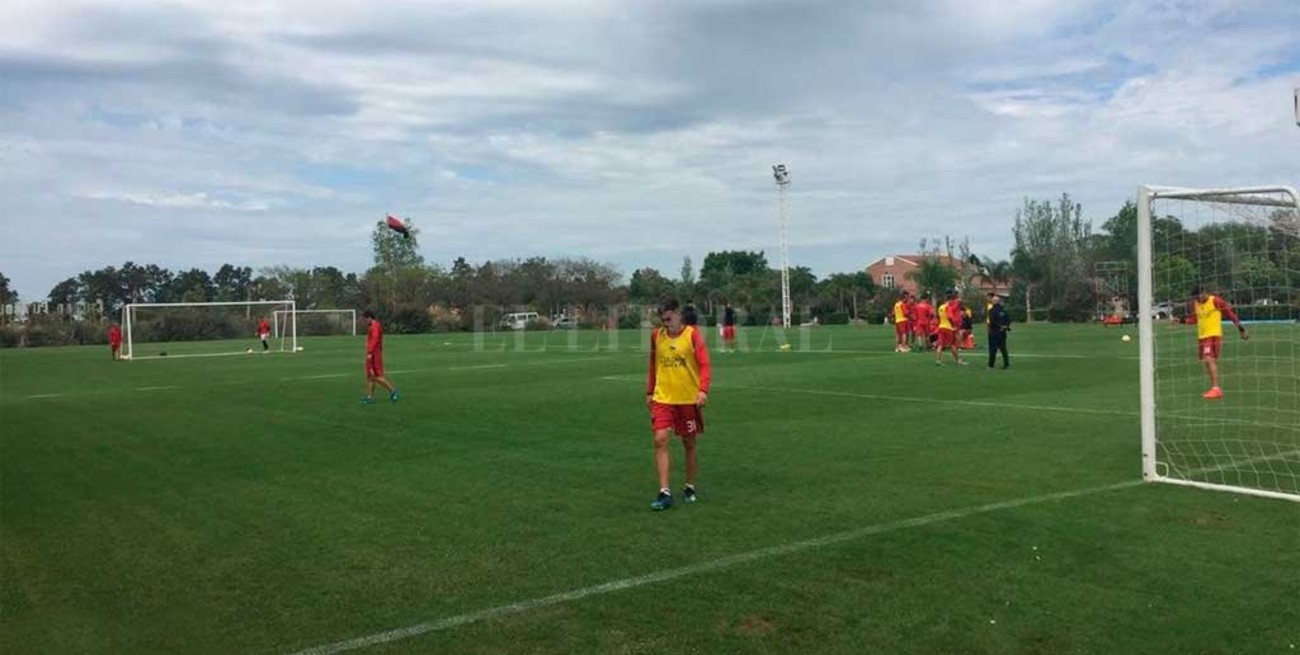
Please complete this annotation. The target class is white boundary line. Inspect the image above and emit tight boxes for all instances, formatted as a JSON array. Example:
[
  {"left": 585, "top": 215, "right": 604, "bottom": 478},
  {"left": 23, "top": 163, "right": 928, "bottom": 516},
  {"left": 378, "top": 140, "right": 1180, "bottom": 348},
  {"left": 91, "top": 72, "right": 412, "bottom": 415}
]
[
  {"left": 134, "top": 385, "right": 180, "bottom": 392},
  {"left": 281, "top": 480, "right": 1139, "bottom": 655}
]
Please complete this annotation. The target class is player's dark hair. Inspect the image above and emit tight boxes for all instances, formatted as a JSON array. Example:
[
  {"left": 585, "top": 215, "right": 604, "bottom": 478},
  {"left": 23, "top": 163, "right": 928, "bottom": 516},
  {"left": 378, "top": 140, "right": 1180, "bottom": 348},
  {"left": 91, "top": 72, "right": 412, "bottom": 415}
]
[
  {"left": 362, "top": 309, "right": 376, "bottom": 319},
  {"left": 682, "top": 304, "right": 699, "bottom": 326},
  {"left": 658, "top": 298, "right": 680, "bottom": 314},
  {"left": 1190, "top": 285, "right": 1203, "bottom": 296}
]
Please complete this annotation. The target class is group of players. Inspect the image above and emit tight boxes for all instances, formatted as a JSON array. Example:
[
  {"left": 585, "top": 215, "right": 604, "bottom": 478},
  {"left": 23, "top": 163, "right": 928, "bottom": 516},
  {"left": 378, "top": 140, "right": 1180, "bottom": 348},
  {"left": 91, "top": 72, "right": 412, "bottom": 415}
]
[{"left": 889, "top": 290, "right": 1013, "bottom": 368}]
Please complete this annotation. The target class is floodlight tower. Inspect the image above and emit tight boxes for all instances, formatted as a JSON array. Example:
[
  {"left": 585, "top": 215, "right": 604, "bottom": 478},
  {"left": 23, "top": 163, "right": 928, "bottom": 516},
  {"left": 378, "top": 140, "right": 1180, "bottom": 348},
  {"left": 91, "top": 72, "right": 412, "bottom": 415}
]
[{"left": 772, "top": 164, "right": 792, "bottom": 329}]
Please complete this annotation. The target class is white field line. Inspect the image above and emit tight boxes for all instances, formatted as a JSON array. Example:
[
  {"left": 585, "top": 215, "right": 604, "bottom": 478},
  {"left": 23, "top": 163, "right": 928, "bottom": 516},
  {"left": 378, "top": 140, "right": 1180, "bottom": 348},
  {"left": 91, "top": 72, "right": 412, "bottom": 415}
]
[
  {"left": 134, "top": 385, "right": 180, "bottom": 392},
  {"left": 23, "top": 393, "right": 64, "bottom": 399},
  {"left": 281, "top": 480, "right": 1139, "bottom": 655},
  {"left": 280, "top": 373, "right": 350, "bottom": 381}
]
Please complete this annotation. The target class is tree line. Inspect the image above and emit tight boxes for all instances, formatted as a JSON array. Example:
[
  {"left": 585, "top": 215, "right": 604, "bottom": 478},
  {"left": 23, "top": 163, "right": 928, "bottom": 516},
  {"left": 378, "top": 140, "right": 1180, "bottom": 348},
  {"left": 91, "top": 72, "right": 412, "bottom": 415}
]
[{"left": 4, "top": 197, "right": 1296, "bottom": 346}]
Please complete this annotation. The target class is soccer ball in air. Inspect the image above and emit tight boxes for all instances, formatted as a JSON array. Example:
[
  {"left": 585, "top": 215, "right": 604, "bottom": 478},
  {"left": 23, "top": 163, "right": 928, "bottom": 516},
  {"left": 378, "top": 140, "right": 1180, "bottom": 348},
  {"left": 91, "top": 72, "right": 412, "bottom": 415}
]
[
  {"left": 246, "top": 348, "right": 254, "bottom": 354},
  {"left": 1122, "top": 335, "right": 1131, "bottom": 342}
]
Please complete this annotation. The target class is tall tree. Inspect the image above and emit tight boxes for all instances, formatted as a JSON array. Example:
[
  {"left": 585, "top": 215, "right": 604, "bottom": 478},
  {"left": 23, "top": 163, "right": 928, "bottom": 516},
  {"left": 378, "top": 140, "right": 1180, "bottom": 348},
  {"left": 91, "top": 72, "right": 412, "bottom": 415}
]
[
  {"left": 369, "top": 218, "right": 424, "bottom": 313},
  {"left": 213, "top": 264, "right": 253, "bottom": 302},
  {"left": 0, "top": 272, "right": 15, "bottom": 305},
  {"left": 629, "top": 267, "right": 675, "bottom": 304},
  {"left": 1011, "top": 193, "right": 1092, "bottom": 321}
]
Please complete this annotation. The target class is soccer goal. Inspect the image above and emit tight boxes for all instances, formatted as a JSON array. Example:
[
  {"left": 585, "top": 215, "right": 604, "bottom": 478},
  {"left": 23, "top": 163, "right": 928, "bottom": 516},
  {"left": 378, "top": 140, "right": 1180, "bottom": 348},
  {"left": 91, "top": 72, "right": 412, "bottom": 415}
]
[
  {"left": 123, "top": 300, "right": 297, "bottom": 360},
  {"left": 1137, "top": 185, "right": 1300, "bottom": 502},
  {"left": 273, "top": 309, "right": 356, "bottom": 338}
]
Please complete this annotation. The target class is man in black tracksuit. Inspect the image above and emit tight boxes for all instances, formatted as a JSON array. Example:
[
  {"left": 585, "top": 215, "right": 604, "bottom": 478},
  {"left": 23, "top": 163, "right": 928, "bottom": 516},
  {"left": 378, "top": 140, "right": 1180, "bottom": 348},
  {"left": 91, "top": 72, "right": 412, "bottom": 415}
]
[{"left": 987, "top": 293, "right": 1011, "bottom": 369}]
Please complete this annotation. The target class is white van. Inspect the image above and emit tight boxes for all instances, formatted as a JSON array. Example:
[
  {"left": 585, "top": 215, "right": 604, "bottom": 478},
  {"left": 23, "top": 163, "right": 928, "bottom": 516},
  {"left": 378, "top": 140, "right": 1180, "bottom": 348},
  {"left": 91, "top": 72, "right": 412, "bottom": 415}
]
[{"left": 499, "top": 312, "right": 540, "bottom": 330}]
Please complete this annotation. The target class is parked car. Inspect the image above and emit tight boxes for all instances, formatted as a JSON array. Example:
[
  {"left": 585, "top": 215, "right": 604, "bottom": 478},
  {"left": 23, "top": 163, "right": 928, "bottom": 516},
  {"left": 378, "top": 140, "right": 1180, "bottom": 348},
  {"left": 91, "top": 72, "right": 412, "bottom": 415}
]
[
  {"left": 551, "top": 315, "right": 578, "bottom": 329},
  {"left": 499, "top": 312, "right": 539, "bottom": 330}
]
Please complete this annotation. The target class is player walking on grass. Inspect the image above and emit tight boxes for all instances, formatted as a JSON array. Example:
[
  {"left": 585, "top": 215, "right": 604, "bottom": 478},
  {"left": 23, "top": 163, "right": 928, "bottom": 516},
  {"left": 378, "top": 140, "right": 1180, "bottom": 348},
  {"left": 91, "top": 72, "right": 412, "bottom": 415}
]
[
  {"left": 1191, "top": 286, "right": 1248, "bottom": 400},
  {"left": 934, "top": 291, "right": 966, "bottom": 366},
  {"left": 257, "top": 317, "right": 271, "bottom": 352},
  {"left": 361, "top": 309, "right": 399, "bottom": 404},
  {"left": 646, "top": 298, "right": 712, "bottom": 511}
]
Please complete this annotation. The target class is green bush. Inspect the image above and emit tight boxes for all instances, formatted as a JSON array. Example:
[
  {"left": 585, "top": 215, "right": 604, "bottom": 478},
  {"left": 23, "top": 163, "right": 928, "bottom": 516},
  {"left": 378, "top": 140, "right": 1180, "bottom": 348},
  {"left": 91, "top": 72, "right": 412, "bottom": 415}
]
[{"left": 385, "top": 303, "right": 432, "bottom": 334}]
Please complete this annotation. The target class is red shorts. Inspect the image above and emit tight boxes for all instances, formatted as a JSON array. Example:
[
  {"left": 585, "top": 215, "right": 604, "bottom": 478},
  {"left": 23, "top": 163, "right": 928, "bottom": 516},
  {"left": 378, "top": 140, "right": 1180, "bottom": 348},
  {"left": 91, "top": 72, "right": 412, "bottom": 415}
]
[
  {"left": 895, "top": 322, "right": 909, "bottom": 339},
  {"left": 650, "top": 402, "right": 704, "bottom": 437},
  {"left": 722, "top": 325, "right": 736, "bottom": 340},
  {"left": 1198, "top": 336, "right": 1222, "bottom": 361},
  {"left": 937, "top": 329, "right": 956, "bottom": 348},
  {"left": 915, "top": 324, "right": 931, "bottom": 339},
  {"left": 366, "top": 352, "right": 385, "bottom": 378}
]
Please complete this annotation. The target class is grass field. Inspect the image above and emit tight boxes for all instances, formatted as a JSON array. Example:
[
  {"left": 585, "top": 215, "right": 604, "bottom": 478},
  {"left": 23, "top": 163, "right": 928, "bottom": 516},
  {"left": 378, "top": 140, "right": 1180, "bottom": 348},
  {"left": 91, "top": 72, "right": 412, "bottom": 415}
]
[{"left": 2, "top": 324, "right": 1297, "bottom": 654}]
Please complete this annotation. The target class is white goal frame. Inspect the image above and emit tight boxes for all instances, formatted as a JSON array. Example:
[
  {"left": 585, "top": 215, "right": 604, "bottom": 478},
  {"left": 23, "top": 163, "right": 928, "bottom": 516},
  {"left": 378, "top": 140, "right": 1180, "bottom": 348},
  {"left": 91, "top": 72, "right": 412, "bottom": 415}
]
[
  {"left": 123, "top": 300, "right": 297, "bottom": 360},
  {"left": 273, "top": 309, "right": 356, "bottom": 338},
  {"left": 1137, "top": 184, "right": 1300, "bottom": 502}
]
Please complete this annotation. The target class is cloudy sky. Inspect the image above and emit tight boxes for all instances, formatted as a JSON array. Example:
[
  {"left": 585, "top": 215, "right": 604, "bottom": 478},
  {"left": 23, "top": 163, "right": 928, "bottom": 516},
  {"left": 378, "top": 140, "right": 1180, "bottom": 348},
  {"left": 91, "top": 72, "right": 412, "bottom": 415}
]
[{"left": 1, "top": 0, "right": 1297, "bottom": 300}]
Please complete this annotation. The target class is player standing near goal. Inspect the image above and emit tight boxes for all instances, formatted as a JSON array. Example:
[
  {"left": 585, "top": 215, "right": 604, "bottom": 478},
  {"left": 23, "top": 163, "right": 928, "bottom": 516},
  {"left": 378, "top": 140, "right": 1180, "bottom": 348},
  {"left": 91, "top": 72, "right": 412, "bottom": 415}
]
[
  {"left": 721, "top": 303, "right": 737, "bottom": 353},
  {"left": 107, "top": 322, "right": 122, "bottom": 360},
  {"left": 361, "top": 309, "right": 399, "bottom": 404},
  {"left": 646, "top": 298, "right": 712, "bottom": 511},
  {"left": 1191, "top": 286, "right": 1248, "bottom": 400},
  {"left": 257, "top": 317, "right": 271, "bottom": 352}
]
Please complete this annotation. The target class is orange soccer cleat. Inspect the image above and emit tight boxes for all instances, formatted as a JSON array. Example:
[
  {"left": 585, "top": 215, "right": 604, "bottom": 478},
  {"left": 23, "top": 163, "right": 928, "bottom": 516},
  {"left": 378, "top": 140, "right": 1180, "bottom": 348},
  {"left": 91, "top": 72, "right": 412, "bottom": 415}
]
[{"left": 1202, "top": 387, "right": 1223, "bottom": 400}]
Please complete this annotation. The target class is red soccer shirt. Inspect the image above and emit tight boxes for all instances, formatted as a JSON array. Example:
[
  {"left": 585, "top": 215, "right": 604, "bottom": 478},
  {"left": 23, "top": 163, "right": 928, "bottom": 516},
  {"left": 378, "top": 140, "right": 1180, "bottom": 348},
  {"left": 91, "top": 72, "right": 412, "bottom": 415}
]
[
  {"left": 258, "top": 320, "right": 270, "bottom": 336},
  {"left": 945, "top": 301, "right": 964, "bottom": 329},
  {"left": 367, "top": 319, "right": 384, "bottom": 355},
  {"left": 914, "top": 302, "right": 932, "bottom": 324},
  {"left": 108, "top": 325, "right": 122, "bottom": 345}
]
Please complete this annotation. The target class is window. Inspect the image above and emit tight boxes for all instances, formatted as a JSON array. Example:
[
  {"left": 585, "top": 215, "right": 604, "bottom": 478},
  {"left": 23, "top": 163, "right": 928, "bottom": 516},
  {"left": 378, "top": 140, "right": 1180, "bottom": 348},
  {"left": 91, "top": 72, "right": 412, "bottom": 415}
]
[{"left": 882, "top": 273, "right": 895, "bottom": 289}]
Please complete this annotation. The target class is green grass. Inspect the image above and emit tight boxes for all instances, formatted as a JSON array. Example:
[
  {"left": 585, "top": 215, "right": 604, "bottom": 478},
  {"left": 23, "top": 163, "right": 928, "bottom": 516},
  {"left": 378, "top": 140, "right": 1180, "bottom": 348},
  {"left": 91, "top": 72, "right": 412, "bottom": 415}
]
[{"left": 2, "top": 324, "right": 1297, "bottom": 654}]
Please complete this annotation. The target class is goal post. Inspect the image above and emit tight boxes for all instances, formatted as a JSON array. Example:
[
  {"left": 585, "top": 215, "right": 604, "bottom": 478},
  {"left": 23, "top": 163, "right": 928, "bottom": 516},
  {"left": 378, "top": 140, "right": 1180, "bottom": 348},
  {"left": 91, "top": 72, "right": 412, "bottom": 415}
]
[
  {"left": 122, "top": 300, "right": 297, "bottom": 360},
  {"left": 273, "top": 309, "right": 356, "bottom": 338},
  {"left": 1138, "top": 185, "right": 1300, "bottom": 502}
]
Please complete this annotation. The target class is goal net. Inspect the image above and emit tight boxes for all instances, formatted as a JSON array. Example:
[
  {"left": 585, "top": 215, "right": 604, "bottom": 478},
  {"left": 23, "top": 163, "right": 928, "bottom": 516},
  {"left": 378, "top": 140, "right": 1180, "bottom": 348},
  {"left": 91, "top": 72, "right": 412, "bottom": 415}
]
[
  {"left": 1137, "top": 186, "right": 1300, "bottom": 502},
  {"left": 123, "top": 300, "right": 297, "bottom": 360},
  {"left": 273, "top": 309, "right": 356, "bottom": 338}
]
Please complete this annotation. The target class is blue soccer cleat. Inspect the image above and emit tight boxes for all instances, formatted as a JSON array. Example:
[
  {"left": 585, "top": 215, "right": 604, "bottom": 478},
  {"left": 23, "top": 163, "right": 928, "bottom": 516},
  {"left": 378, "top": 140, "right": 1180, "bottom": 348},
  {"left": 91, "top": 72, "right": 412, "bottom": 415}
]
[
  {"left": 683, "top": 485, "right": 698, "bottom": 503},
  {"left": 360, "top": 396, "right": 375, "bottom": 405},
  {"left": 390, "top": 389, "right": 400, "bottom": 403},
  {"left": 650, "top": 491, "right": 673, "bottom": 511}
]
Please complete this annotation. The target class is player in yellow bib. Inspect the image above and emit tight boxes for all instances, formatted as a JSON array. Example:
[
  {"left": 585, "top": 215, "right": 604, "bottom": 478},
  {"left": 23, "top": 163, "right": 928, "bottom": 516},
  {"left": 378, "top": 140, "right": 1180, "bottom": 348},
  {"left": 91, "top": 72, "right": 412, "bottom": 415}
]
[
  {"left": 1190, "top": 286, "right": 1248, "bottom": 400},
  {"left": 645, "top": 298, "right": 712, "bottom": 510},
  {"left": 892, "top": 293, "right": 911, "bottom": 352}
]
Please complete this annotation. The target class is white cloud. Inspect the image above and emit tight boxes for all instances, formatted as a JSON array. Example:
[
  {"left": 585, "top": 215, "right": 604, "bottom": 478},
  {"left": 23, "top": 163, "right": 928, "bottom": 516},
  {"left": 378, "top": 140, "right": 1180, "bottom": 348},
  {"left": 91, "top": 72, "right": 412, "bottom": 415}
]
[{"left": 1, "top": 0, "right": 1297, "bottom": 299}]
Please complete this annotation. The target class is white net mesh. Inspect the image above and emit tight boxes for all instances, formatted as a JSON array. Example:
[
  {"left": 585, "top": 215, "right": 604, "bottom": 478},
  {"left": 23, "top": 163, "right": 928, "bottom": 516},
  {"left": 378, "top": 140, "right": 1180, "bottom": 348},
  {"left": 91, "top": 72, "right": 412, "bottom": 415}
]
[
  {"left": 273, "top": 309, "right": 356, "bottom": 337},
  {"left": 1147, "top": 188, "right": 1299, "bottom": 500}
]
